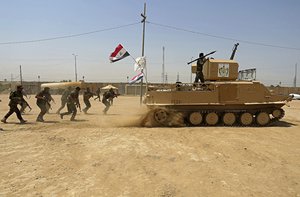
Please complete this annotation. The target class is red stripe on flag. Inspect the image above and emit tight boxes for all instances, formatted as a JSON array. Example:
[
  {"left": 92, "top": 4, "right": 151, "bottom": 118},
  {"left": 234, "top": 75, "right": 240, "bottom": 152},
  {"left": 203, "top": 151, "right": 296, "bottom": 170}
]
[
  {"left": 109, "top": 44, "right": 130, "bottom": 63},
  {"left": 110, "top": 44, "right": 123, "bottom": 57}
]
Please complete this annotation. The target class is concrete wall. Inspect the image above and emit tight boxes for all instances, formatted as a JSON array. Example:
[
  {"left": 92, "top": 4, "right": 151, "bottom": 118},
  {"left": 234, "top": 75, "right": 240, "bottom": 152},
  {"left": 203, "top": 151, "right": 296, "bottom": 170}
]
[{"left": 1, "top": 81, "right": 299, "bottom": 96}]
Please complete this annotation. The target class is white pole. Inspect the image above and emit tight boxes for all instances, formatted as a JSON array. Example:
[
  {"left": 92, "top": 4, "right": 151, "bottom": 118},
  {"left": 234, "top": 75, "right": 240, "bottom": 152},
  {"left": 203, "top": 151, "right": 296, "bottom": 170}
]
[
  {"left": 162, "top": 46, "right": 165, "bottom": 83},
  {"left": 72, "top": 54, "right": 78, "bottom": 82},
  {"left": 296, "top": 63, "right": 298, "bottom": 87},
  {"left": 19, "top": 65, "right": 23, "bottom": 85}
]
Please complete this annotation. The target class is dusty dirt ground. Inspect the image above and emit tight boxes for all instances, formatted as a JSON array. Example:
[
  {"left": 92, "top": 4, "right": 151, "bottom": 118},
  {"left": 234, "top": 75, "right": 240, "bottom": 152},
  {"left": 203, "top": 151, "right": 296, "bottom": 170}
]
[{"left": 0, "top": 94, "right": 299, "bottom": 197}]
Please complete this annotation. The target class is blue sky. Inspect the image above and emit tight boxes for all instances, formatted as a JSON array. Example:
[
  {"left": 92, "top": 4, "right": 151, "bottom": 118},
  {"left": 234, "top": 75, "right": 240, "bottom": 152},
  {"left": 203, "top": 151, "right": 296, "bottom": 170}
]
[{"left": 0, "top": 0, "right": 299, "bottom": 86}]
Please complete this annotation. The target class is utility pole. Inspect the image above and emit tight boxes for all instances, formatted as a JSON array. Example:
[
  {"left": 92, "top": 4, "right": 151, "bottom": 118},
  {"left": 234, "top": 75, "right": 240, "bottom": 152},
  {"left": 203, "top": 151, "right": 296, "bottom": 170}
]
[
  {"left": 177, "top": 72, "right": 180, "bottom": 82},
  {"left": 10, "top": 74, "right": 13, "bottom": 90},
  {"left": 72, "top": 54, "right": 78, "bottom": 82},
  {"left": 38, "top": 75, "right": 41, "bottom": 92},
  {"left": 190, "top": 57, "right": 193, "bottom": 83},
  {"left": 162, "top": 46, "right": 165, "bottom": 84},
  {"left": 165, "top": 73, "right": 168, "bottom": 84},
  {"left": 19, "top": 65, "right": 23, "bottom": 85},
  {"left": 294, "top": 63, "right": 297, "bottom": 87},
  {"left": 140, "top": 2, "right": 146, "bottom": 104}
]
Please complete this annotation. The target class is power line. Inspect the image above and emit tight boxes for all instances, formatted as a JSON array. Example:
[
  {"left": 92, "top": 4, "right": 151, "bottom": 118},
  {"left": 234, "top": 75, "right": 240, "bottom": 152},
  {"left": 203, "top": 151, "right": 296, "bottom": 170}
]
[
  {"left": 148, "top": 21, "right": 300, "bottom": 51},
  {"left": 0, "top": 22, "right": 140, "bottom": 45},
  {"left": 1, "top": 20, "right": 299, "bottom": 52}
]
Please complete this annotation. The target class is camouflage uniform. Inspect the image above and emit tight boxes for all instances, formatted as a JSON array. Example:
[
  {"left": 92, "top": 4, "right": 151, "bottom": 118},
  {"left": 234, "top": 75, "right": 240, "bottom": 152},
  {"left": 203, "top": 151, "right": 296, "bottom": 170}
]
[
  {"left": 56, "top": 87, "right": 71, "bottom": 114},
  {"left": 1, "top": 86, "right": 27, "bottom": 124},
  {"left": 36, "top": 87, "right": 52, "bottom": 122},
  {"left": 82, "top": 88, "right": 95, "bottom": 114},
  {"left": 94, "top": 88, "right": 101, "bottom": 101},
  {"left": 102, "top": 89, "right": 116, "bottom": 114},
  {"left": 60, "top": 87, "right": 81, "bottom": 121}
]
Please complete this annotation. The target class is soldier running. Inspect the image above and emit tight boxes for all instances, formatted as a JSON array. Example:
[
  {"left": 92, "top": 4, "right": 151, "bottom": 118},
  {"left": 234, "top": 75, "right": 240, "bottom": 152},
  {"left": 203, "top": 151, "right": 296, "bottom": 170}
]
[
  {"left": 108, "top": 88, "right": 117, "bottom": 106},
  {"left": 82, "top": 87, "right": 95, "bottom": 114},
  {"left": 60, "top": 87, "right": 81, "bottom": 121},
  {"left": 35, "top": 87, "right": 52, "bottom": 122},
  {"left": 56, "top": 87, "right": 72, "bottom": 114},
  {"left": 1, "top": 85, "right": 27, "bottom": 124},
  {"left": 102, "top": 88, "right": 117, "bottom": 115},
  {"left": 94, "top": 87, "right": 101, "bottom": 101}
]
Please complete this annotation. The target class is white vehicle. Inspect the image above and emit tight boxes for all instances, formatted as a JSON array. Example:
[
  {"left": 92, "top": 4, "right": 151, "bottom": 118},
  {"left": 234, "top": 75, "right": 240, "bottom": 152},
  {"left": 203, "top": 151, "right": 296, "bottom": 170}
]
[{"left": 289, "top": 93, "right": 300, "bottom": 100}]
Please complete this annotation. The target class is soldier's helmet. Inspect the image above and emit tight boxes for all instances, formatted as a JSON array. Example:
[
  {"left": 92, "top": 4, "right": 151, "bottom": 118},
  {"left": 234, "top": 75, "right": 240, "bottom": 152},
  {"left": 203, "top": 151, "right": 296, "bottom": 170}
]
[
  {"left": 75, "top": 87, "right": 81, "bottom": 91},
  {"left": 44, "top": 87, "right": 50, "bottom": 91},
  {"left": 199, "top": 53, "right": 204, "bottom": 57},
  {"left": 16, "top": 85, "right": 23, "bottom": 90}
]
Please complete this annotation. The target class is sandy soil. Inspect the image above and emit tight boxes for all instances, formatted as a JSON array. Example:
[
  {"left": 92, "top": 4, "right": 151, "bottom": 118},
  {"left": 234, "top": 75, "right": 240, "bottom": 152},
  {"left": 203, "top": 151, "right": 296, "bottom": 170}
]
[{"left": 0, "top": 94, "right": 299, "bottom": 196}]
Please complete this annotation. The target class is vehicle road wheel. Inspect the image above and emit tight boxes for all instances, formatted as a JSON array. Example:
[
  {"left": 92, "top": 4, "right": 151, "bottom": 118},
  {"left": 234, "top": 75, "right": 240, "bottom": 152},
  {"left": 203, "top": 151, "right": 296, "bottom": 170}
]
[
  {"left": 205, "top": 112, "right": 219, "bottom": 126},
  {"left": 240, "top": 112, "right": 253, "bottom": 126},
  {"left": 153, "top": 108, "right": 168, "bottom": 124},
  {"left": 222, "top": 112, "right": 236, "bottom": 126},
  {"left": 256, "top": 112, "right": 270, "bottom": 126},
  {"left": 272, "top": 109, "right": 284, "bottom": 119},
  {"left": 189, "top": 112, "right": 203, "bottom": 126}
]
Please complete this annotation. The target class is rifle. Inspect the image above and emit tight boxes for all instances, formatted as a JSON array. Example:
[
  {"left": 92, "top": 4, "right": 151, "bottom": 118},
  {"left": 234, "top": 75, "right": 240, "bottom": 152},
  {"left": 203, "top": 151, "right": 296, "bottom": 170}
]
[
  {"left": 187, "top": 50, "right": 216, "bottom": 65},
  {"left": 24, "top": 100, "right": 32, "bottom": 111}
]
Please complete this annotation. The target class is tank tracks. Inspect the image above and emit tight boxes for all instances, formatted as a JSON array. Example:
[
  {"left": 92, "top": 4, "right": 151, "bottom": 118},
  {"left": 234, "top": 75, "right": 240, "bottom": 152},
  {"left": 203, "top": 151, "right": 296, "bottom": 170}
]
[{"left": 141, "top": 108, "right": 285, "bottom": 127}]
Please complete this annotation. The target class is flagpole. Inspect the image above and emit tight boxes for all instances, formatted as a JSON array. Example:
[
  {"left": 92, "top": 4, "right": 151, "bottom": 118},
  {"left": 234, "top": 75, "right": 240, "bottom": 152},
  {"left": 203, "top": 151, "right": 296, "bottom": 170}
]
[
  {"left": 140, "top": 2, "right": 147, "bottom": 105},
  {"left": 129, "top": 54, "right": 138, "bottom": 64}
]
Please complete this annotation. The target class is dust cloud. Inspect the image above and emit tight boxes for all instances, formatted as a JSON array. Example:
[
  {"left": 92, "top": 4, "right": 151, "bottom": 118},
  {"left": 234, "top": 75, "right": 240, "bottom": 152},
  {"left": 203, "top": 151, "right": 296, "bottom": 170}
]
[{"left": 0, "top": 95, "right": 300, "bottom": 196}]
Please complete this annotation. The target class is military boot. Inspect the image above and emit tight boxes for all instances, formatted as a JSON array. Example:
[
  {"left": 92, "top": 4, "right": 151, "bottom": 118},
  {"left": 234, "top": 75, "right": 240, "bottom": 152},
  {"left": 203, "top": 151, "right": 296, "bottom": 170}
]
[
  {"left": 1, "top": 118, "right": 7, "bottom": 123},
  {"left": 36, "top": 117, "right": 44, "bottom": 122},
  {"left": 20, "top": 119, "right": 27, "bottom": 124},
  {"left": 70, "top": 114, "right": 76, "bottom": 121},
  {"left": 36, "top": 114, "right": 44, "bottom": 122}
]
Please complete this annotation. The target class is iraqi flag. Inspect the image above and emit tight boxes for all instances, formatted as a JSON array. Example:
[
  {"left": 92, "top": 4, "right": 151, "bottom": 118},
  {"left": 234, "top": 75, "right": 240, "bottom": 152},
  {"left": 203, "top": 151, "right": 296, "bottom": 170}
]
[
  {"left": 109, "top": 44, "right": 130, "bottom": 63},
  {"left": 129, "top": 72, "right": 144, "bottom": 84}
]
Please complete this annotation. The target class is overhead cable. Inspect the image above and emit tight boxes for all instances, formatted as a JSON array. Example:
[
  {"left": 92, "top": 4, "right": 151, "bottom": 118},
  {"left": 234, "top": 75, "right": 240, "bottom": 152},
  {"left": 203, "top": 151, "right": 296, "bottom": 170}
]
[
  {"left": 0, "top": 22, "right": 140, "bottom": 45},
  {"left": 148, "top": 21, "right": 300, "bottom": 51}
]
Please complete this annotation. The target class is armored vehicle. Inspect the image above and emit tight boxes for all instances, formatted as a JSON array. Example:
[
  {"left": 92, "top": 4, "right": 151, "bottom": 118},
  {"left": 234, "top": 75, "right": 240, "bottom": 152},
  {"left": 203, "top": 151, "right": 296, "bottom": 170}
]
[{"left": 143, "top": 56, "right": 291, "bottom": 127}]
